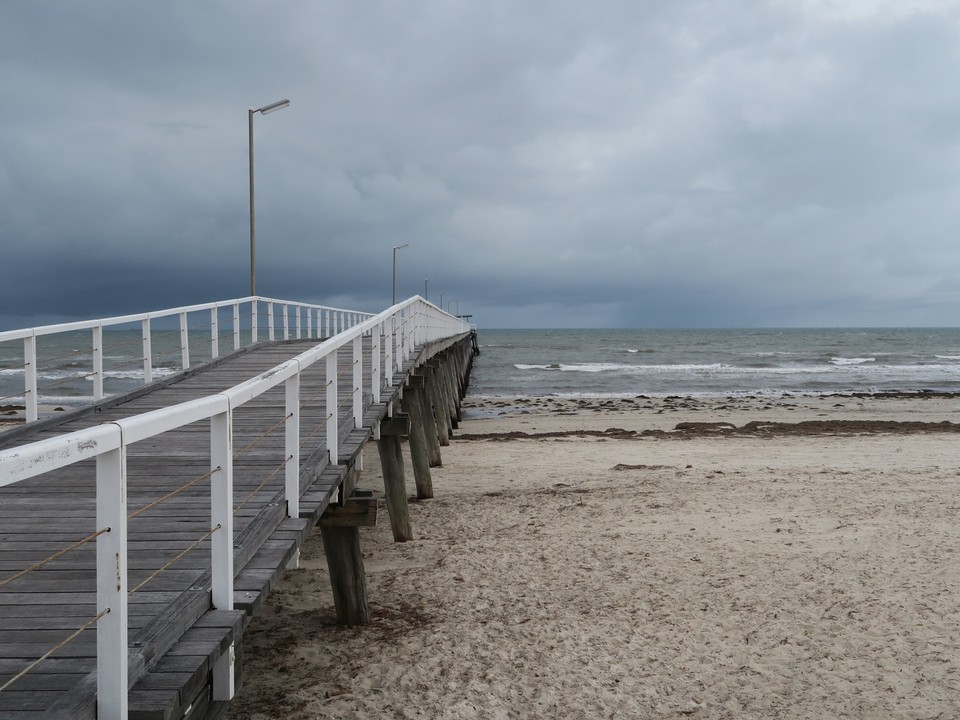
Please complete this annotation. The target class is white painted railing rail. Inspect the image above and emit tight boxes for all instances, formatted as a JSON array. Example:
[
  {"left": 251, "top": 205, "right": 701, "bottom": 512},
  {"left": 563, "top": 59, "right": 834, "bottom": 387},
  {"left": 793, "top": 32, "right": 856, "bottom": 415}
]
[
  {"left": 0, "top": 295, "right": 470, "bottom": 720},
  {"left": 0, "top": 295, "right": 374, "bottom": 423}
]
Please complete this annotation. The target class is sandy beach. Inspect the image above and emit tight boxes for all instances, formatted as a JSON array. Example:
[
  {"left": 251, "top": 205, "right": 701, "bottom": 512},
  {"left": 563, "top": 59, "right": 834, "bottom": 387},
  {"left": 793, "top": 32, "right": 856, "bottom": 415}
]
[{"left": 226, "top": 393, "right": 960, "bottom": 719}]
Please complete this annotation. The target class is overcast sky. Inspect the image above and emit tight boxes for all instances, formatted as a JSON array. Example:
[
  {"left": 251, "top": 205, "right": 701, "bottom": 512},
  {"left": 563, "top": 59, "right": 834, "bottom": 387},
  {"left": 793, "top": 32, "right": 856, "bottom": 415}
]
[{"left": 3, "top": 1, "right": 960, "bottom": 329}]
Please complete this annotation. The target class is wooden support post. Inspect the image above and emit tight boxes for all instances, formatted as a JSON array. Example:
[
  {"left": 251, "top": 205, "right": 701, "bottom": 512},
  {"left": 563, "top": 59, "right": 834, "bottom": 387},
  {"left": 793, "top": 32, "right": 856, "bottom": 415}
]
[
  {"left": 431, "top": 360, "right": 451, "bottom": 430},
  {"left": 440, "top": 357, "right": 460, "bottom": 428},
  {"left": 401, "top": 384, "right": 433, "bottom": 498},
  {"left": 426, "top": 363, "right": 452, "bottom": 445},
  {"left": 376, "top": 432, "right": 413, "bottom": 541},
  {"left": 319, "top": 525, "right": 369, "bottom": 626},
  {"left": 411, "top": 374, "right": 442, "bottom": 467},
  {"left": 450, "top": 351, "right": 465, "bottom": 419}
]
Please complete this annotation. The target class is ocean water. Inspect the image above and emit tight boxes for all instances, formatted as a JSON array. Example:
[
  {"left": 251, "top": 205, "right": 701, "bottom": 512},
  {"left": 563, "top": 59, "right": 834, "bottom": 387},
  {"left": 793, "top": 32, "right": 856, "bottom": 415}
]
[
  {"left": 469, "top": 328, "right": 960, "bottom": 397},
  {"left": 5, "top": 327, "right": 960, "bottom": 410},
  {"left": 0, "top": 328, "right": 237, "bottom": 409}
]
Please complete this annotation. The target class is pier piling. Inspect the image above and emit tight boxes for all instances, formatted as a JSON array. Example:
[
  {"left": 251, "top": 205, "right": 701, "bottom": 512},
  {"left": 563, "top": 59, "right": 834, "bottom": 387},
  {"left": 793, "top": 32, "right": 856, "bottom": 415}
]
[
  {"left": 401, "top": 378, "right": 434, "bottom": 498},
  {"left": 376, "top": 418, "right": 414, "bottom": 542}
]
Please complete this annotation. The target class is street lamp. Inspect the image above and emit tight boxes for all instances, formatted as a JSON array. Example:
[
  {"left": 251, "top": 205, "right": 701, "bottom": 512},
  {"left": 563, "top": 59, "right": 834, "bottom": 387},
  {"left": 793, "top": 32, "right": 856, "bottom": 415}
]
[
  {"left": 392, "top": 243, "right": 409, "bottom": 305},
  {"left": 424, "top": 278, "right": 430, "bottom": 302},
  {"left": 249, "top": 98, "right": 291, "bottom": 296}
]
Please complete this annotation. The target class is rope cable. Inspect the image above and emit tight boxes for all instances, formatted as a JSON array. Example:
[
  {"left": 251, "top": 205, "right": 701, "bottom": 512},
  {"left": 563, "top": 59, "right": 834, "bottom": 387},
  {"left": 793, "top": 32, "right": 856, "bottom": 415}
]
[
  {"left": 128, "top": 467, "right": 219, "bottom": 519},
  {"left": 235, "top": 456, "right": 292, "bottom": 512},
  {"left": 0, "top": 609, "right": 110, "bottom": 693},
  {"left": 0, "top": 528, "right": 110, "bottom": 589},
  {"left": 127, "top": 525, "right": 221, "bottom": 596}
]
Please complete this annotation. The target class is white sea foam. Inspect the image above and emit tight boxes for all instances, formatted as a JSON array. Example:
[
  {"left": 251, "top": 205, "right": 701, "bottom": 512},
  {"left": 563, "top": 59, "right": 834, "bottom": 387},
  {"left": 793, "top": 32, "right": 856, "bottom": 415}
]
[
  {"left": 513, "top": 361, "right": 960, "bottom": 377},
  {"left": 829, "top": 357, "right": 876, "bottom": 366},
  {"left": 103, "top": 367, "right": 178, "bottom": 380}
]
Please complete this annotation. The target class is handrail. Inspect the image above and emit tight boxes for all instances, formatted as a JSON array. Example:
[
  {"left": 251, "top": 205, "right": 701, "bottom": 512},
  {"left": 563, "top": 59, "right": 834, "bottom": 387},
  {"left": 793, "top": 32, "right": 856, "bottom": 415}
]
[
  {"left": 0, "top": 295, "right": 378, "bottom": 423},
  {"left": 0, "top": 294, "right": 469, "bottom": 717}
]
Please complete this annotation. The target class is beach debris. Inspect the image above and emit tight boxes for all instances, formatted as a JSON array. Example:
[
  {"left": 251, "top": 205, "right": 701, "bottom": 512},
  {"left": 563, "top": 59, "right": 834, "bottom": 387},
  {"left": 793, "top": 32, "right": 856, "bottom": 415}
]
[
  {"left": 674, "top": 422, "right": 736, "bottom": 432},
  {"left": 611, "top": 463, "right": 675, "bottom": 471}
]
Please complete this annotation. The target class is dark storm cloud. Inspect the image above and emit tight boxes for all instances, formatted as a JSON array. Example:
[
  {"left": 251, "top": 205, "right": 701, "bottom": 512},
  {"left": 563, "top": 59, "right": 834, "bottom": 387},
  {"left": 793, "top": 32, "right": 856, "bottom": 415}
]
[{"left": 3, "top": 1, "right": 960, "bottom": 329}]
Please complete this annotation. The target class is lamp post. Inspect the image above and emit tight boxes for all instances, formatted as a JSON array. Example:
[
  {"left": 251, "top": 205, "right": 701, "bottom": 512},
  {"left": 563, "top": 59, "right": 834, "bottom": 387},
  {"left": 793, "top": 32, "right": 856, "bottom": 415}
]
[
  {"left": 249, "top": 98, "right": 291, "bottom": 297},
  {"left": 392, "top": 243, "right": 409, "bottom": 305},
  {"left": 424, "top": 278, "right": 430, "bottom": 302}
]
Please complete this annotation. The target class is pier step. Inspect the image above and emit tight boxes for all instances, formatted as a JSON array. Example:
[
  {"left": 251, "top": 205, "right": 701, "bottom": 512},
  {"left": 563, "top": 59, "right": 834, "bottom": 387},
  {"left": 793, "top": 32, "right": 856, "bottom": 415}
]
[
  {"left": 127, "top": 611, "right": 243, "bottom": 720},
  {"left": 127, "top": 522, "right": 305, "bottom": 720}
]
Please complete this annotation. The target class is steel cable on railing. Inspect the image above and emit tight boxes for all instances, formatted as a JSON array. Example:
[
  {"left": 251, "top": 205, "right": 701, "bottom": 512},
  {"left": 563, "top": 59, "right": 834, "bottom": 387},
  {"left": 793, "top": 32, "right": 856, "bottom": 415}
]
[
  {"left": 235, "top": 455, "right": 293, "bottom": 513},
  {"left": 100, "top": 332, "right": 148, "bottom": 353},
  {"left": 234, "top": 413, "right": 292, "bottom": 458},
  {"left": 126, "top": 524, "right": 221, "bottom": 596},
  {"left": 298, "top": 377, "right": 332, "bottom": 412},
  {"left": 0, "top": 524, "right": 114, "bottom": 694},
  {"left": 34, "top": 369, "right": 99, "bottom": 394},
  {"left": 0, "top": 608, "right": 110, "bottom": 694},
  {"left": 142, "top": 328, "right": 188, "bottom": 359},
  {"left": 0, "top": 528, "right": 110, "bottom": 589},
  {"left": 296, "top": 374, "right": 335, "bottom": 450},
  {"left": 299, "top": 413, "right": 331, "bottom": 450},
  {"left": 146, "top": 327, "right": 185, "bottom": 344},
  {"left": 127, "top": 467, "right": 220, "bottom": 520},
  {"left": 0, "top": 387, "right": 29, "bottom": 405},
  {"left": 33, "top": 347, "right": 92, "bottom": 365}
]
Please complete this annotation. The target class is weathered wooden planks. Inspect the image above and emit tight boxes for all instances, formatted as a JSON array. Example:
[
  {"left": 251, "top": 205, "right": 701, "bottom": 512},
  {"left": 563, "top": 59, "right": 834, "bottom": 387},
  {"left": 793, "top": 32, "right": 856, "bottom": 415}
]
[{"left": 0, "top": 330, "right": 477, "bottom": 719}]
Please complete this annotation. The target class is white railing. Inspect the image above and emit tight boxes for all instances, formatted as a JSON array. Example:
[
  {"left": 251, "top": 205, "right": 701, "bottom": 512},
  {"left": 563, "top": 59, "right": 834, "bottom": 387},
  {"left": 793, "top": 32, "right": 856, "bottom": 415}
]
[
  {"left": 0, "top": 295, "right": 375, "bottom": 423},
  {"left": 0, "top": 295, "right": 469, "bottom": 719}
]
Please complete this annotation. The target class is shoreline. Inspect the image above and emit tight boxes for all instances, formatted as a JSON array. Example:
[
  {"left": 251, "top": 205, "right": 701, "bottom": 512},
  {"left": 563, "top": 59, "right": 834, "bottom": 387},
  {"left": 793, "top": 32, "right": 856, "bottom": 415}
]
[{"left": 226, "top": 392, "right": 960, "bottom": 719}]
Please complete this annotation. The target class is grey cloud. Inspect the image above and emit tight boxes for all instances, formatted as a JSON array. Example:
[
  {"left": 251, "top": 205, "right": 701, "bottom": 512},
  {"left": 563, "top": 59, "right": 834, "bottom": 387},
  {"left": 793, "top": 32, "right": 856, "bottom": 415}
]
[{"left": 3, "top": 1, "right": 960, "bottom": 330}]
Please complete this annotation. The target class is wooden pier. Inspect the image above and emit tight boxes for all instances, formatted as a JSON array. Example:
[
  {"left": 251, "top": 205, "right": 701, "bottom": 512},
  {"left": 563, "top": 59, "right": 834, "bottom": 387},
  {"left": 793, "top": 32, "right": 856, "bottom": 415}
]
[{"left": 0, "top": 298, "right": 476, "bottom": 719}]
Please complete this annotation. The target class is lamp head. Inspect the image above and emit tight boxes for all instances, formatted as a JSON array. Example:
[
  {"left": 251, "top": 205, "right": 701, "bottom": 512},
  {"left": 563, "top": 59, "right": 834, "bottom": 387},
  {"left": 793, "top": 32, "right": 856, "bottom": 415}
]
[{"left": 258, "top": 99, "right": 291, "bottom": 115}]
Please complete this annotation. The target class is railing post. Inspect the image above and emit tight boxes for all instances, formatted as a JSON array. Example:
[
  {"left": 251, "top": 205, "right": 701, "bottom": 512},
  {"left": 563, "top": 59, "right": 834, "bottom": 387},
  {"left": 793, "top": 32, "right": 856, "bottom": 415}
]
[
  {"left": 210, "top": 308, "right": 219, "bottom": 359},
  {"left": 251, "top": 299, "right": 258, "bottom": 344},
  {"left": 393, "top": 313, "right": 401, "bottom": 374},
  {"left": 92, "top": 325, "right": 104, "bottom": 400},
  {"left": 324, "top": 309, "right": 330, "bottom": 338},
  {"left": 285, "top": 372, "right": 300, "bottom": 518},
  {"left": 295, "top": 305, "right": 302, "bottom": 339},
  {"left": 268, "top": 302, "right": 275, "bottom": 341},
  {"left": 142, "top": 319, "right": 153, "bottom": 385},
  {"left": 179, "top": 311, "right": 190, "bottom": 370},
  {"left": 282, "top": 305, "right": 289, "bottom": 340},
  {"left": 352, "top": 335, "right": 362, "bottom": 428},
  {"left": 232, "top": 303, "right": 241, "bottom": 351},
  {"left": 210, "top": 409, "right": 235, "bottom": 700},
  {"left": 23, "top": 335, "right": 38, "bottom": 423},
  {"left": 326, "top": 352, "right": 338, "bottom": 465},
  {"left": 385, "top": 318, "right": 394, "bottom": 388},
  {"left": 96, "top": 442, "right": 128, "bottom": 720},
  {"left": 372, "top": 322, "right": 381, "bottom": 404},
  {"left": 404, "top": 308, "right": 413, "bottom": 359}
]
